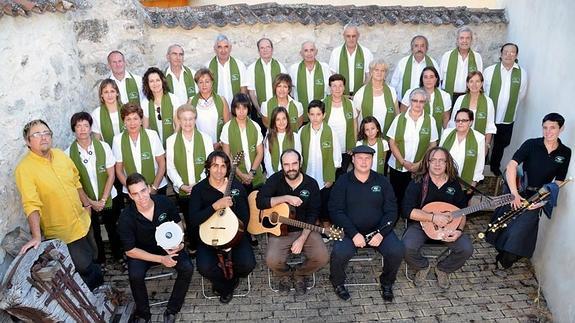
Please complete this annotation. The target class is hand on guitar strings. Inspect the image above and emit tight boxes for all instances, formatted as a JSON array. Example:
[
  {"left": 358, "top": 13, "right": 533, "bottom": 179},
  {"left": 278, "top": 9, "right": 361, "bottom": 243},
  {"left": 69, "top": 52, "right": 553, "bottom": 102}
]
[
  {"left": 212, "top": 196, "right": 233, "bottom": 210},
  {"left": 431, "top": 212, "right": 452, "bottom": 228}
]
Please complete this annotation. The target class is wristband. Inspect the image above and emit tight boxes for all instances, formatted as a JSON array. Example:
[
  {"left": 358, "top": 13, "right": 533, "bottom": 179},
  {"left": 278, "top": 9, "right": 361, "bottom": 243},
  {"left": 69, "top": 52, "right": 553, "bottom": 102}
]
[{"left": 151, "top": 185, "right": 158, "bottom": 191}]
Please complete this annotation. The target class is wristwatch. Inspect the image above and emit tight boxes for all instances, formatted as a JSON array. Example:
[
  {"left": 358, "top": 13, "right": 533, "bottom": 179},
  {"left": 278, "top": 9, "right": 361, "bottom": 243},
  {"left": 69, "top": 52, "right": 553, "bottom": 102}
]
[{"left": 249, "top": 169, "right": 257, "bottom": 176}]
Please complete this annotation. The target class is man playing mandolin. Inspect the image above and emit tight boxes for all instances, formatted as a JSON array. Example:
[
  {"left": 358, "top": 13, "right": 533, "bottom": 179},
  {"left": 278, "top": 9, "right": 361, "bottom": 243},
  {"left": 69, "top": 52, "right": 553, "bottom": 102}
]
[
  {"left": 256, "top": 149, "right": 329, "bottom": 296},
  {"left": 189, "top": 151, "right": 256, "bottom": 304},
  {"left": 402, "top": 146, "right": 473, "bottom": 289}
]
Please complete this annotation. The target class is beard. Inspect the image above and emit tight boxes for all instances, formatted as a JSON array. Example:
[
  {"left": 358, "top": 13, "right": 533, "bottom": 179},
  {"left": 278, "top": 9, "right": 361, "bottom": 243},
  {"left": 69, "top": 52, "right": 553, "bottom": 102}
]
[{"left": 283, "top": 169, "right": 300, "bottom": 180}]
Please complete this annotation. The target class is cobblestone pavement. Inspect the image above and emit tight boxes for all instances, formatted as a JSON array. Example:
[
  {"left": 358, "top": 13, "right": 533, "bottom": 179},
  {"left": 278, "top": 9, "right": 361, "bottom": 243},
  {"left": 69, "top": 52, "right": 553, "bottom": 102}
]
[{"left": 104, "top": 210, "right": 553, "bottom": 322}]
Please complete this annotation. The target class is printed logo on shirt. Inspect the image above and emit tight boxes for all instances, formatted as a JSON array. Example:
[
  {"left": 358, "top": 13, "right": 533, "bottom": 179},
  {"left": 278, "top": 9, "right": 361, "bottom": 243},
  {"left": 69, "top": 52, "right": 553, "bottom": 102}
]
[
  {"left": 163, "top": 118, "right": 173, "bottom": 125},
  {"left": 355, "top": 62, "right": 364, "bottom": 70},
  {"left": 446, "top": 187, "right": 456, "bottom": 195},
  {"left": 387, "top": 106, "right": 395, "bottom": 113},
  {"left": 345, "top": 111, "right": 354, "bottom": 120},
  {"left": 321, "top": 141, "right": 332, "bottom": 149},
  {"left": 249, "top": 144, "right": 256, "bottom": 152},
  {"left": 290, "top": 116, "right": 298, "bottom": 124},
  {"left": 128, "top": 92, "right": 139, "bottom": 100},
  {"left": 187, "top": 86, "right": 195, "bottom": 93},
  {"left": 466, "top": 149, "right": 477, "bottom": 157},
  {"left": 371, "top": 185, "right": 382, "bottom": 193},
  {"left": 378, "top": 159, "right": 385, "bottom": 166},
  {"left": 477, "top": 112, "right": 487, "bottom": 119},
  {"left": 299, "top": 190, "right": 310, "bottom": 199},
  {"left": 420, "top": 127, "right": 430, "bottom": 135},
  {"left": 141, "top": 152, "right": 152, "bottom": 160},
  {"left": 218, "top": 118, "right": 224, "bottom": 125},
  {"left": 231, "top": 74, "right": 240, "bottom": 82},
  {"left": 554, "top": 156, "right": 565, "bottom": 164},
  {"left": 434, "top": 106, "right": 443, "bottom": 113},
  {"left": 195, "top": 156, "right": 205, "bottom": 165},
  {"left": 231, "top": 189, "right": 240, "bottom": 197},
  {"left": 158, "top": 213, "right": 168, "bottom": 222},
  {"left": 97, "top": 165, "right": 107, "bottom": 173},
  {"left": 512, "top": 76, "right": 521, "bottom": 84},
  {"left": 469, "top": 66, "right": 477, "bottom": 72},
  {"left": 315, "top": 79, "right": 324, "bottom": 86}
]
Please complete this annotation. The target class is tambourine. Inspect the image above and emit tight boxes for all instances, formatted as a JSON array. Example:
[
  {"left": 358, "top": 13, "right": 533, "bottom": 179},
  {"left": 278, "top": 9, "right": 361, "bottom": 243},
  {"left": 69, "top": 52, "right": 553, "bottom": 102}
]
[{"left": 155, "top": 221, "right": 184, "bottom": 250}]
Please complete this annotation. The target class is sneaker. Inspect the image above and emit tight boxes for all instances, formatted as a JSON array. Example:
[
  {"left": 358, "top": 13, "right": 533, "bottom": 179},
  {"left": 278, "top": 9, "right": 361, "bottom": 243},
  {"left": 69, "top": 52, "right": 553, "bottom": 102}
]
[
  {"left": 277, "top": 276, "right": 292, "bottom": 293},
  {"left": 414, "top": 266, "right": 431, "bottom": 286},
  {"left": 294, "top": 277, "right": 307, "bottom": 296},
  {"left": 435, "top": 267, "right": 450, "bottom": 289}
]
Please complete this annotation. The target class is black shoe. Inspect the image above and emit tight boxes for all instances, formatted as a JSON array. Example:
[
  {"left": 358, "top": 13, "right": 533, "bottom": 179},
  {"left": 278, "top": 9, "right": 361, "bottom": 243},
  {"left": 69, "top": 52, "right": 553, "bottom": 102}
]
[
  {"left": 381, "top": 284, "right": 394, "bottom": 302},
  {"left": 163, "top": 311, "right": 176, "bottom": 323},
  {"left": 294, "top": 277, "right": 307, "bottom": 296},
  {"left": 219, "top": 292, "right": 234, "bottom": 304},
  {"left": 334, "top": 284, "right": 351, "bottom": 301}
]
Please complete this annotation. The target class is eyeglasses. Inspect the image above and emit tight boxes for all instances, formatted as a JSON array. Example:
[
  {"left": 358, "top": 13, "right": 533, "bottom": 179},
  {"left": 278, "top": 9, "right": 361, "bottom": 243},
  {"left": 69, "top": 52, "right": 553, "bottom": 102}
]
[
  {"left": 29, "top": 130, "right": 53, "bottom": 139},
  {"left": 429, "top": 158, "right": 447, "bottom": 164},
  {"left": 410, "top": 99, "right": 426, "bottom": 104},
  {"left": 455, "top": 119, "right": 470, "bottom": 123},
  {"left": 156, "top": 107, "right": 162, "bottom": 121}
]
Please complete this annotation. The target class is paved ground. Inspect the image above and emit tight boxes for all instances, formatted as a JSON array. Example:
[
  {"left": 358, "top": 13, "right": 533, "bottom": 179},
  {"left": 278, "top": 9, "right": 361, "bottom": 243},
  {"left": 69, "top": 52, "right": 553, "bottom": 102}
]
[{"left": 105, "top": 208, "right": 553, "bottom": 322}]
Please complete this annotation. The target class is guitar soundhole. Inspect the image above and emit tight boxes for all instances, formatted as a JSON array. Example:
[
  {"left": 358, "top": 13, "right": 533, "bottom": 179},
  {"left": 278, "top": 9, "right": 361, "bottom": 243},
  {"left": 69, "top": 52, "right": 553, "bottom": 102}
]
[{"left": 261, "top": 217, "right": 276, "bottom": 229}]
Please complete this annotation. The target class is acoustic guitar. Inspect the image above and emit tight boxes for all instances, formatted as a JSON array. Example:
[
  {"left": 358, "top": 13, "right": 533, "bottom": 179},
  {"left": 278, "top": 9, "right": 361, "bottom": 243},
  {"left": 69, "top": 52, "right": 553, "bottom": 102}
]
[
  {"left": 421, "top": 193, "right": 514, "bottom": 240},
  {"left": 199, "top": 152, "right": 245, "bottom": 249},
  {"left": 247, "top": 191, "right": 344, "bottom": 241}
]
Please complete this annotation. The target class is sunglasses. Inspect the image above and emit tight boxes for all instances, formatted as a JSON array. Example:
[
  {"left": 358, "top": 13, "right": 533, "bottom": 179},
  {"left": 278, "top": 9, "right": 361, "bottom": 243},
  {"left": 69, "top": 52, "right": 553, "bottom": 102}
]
[{"left": 156, "top": 107, "right": 162, "bottom": 121}]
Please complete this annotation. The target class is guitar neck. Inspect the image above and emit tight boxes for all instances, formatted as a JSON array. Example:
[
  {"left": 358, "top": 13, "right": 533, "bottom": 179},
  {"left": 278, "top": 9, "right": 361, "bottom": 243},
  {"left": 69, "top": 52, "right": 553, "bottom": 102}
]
[
  {"left": 277, "top": 217, "right": 324, "bottom": 234},
  {"left": 223, "top": 165, "right": 237, "bottom": 197},
  {"left": 451, "top": 198, "right": 504, "bottom": 218}
]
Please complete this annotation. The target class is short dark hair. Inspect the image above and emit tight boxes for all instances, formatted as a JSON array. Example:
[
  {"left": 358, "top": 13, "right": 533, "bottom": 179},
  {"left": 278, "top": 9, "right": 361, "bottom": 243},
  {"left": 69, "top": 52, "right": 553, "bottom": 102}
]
[
  {"left": 272, "top": 73, "right": 293, "bottom": 97},
  {"left": 99, "top": 79, "right": 121, "bottom": 104},
  {"left": 419, "top": 66, "right": 440, "bottom": 88},
  {"left": 307, "top": 100, "right": 325, "bottom": 114},
  {"left": 328, "top": 73, "right": 346, "bottom": 87},
  {"left": 257, "top": 37, "right": 273, "bottom": 49},
  {"left": 204, "top": 151, "right": 231, "bottom": 178},
  {"left": 500, "top": 42, "right": 519, "bottom": 62},
  {"left": 455, "top": 108, "right": 474, "bottom": 122},
  {"left": 22, "top": 119, "right": 51, "bottom": 140},
  {"left": 542, "top": 113, "right": 565, "bottom": 127},
  {"left": 70, "top": 112, "right": 93, "bottom": 132},
  {"left": 121, "top": 102, "right": 143, "bottom": 121},
  {"left": 107, "top": 50, "right": 124, "bottom": 63},
  {"left": 230, "top": 93, "right": 252, "bottom": 117},
  {"left": 142, "top": 67, "right": 169, "bottom": 100},
  {"left": 126, "top": 172, "right": 147, "bottom": 190},
  {"left": 280, "top": 148, "right": 302, "bottom": 164}
]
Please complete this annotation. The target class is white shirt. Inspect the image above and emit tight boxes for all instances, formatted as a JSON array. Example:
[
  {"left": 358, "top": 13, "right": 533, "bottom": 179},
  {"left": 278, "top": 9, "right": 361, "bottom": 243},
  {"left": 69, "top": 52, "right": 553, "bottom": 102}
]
[
  {"left": 205, "top": 57, "right": 248, "bottom": 105},
  {"left": 356, "top": 139, "right": 390, "bottom": 173},
  {"left": 448, "top": 95, "right": 497, "bottom": 135},
  {"left": 326, "top": 102, "right": 358, "bottom": 151},
  {"left": 440, "top": 127, "right": 485, "bottom": 182},
  {"left": 246, "top": 58, "right": 287, "bottom": 101},
  {"left": 141, "top": 93, "right": 181, "bottom": 144},
  {"left": 440, "top": 49, "right": 484, "bottom": 93},
  {"left": 109, "top": 71, "right": 143, "bottom": 105},
  {"left": 483, "top": 63, "right": 528, "bottom": 124},
  {"left": 91, "top": 106, "right": 122, "bottom": 142},
  {"left": 353, "top": 84, "right": 398, "bottom": 129},
  {"left": 165, "top": 130, "right": 214, "bottom": 194},
  {"left": 166, "top": 65, "right": 198, "bottom": 104},
  {"left": 401, "top": 87, "right": 452, "bottom": 115},
  {"left": 387, "top": 109, "right": 439, "bottom": 172},
  {"left": 289, "top": 61, "right": 331, "bottom": 103},
  {"left": 298, "top": 123, "right": 342, "bottom": 188},
  {"left": 390, "top": 54, "right": 440, "bottom": 101},
  {"left": 220, "top": 120, "right": 264, "bottom": 172},
  {"left": 65, "top": 140, "right": 117, "bottom": 199},
  {"left": 263, "top": 132, "right": 302, "bottom": 177},
  {"left": 260, "top": 97, "right": 304, "bottom": 120},
  {"left": 112, "top": 129, "right": 168, "bottom": 193},
  {"left": 195, "top": 96, "right": 221, "bottom": 144},
  {"left": 328, "top": 44, "right": 374, "bottom": 92}
]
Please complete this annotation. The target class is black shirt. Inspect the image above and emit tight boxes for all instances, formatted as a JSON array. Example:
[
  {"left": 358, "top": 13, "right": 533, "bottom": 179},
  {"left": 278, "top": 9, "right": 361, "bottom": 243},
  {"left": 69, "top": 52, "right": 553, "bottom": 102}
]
[
  {"left": 329, "top": 170, "right": 397, "bottom": 238},
  {"left": 188, "top": 177, "right": 249, "bottom": 228},
  {"left": 117, "top": 195, "right": 181, "bottom": 255},
  {"left": 512, "top": 138, "right": 571, "bottom": 188},
  {"left": 402, "top": 177, "right": 467, "bottom": 223},
  {"left": 256, "top": 171, "right": 321, "bottom": 232}
]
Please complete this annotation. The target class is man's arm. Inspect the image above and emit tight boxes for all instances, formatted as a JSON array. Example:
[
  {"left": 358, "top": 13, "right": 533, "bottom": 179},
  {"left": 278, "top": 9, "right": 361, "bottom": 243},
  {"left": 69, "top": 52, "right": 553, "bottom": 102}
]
[
  {"left": 19, "top": 211, "right": 42, "bottom": 255},
  {"left": 125, "top": 247, "right": 180, "bottom": 268},
  {"left": 328, "top": 178, "right": 358, "bottom": 237}
]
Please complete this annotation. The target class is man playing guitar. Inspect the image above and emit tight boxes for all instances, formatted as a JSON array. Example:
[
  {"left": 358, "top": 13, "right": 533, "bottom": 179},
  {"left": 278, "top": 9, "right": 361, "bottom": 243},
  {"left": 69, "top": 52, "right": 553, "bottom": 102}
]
[
  {"left": 256, "top": 149, "right": 329, "bottom": 296},
  {"left": 189, "top": 151, "right": 256, "bottom": 303},
  {"left": 402, "top": 146, "right": 473, "bottom": 289}
]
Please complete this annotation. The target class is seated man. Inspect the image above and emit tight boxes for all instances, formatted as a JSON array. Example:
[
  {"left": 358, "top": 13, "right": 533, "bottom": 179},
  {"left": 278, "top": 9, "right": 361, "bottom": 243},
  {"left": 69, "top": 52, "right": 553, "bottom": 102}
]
[
  {"left": 256, "top": 149, "right": 328, "bottom": 295},
  {"left": 329, "top": 145, "right": 404, "bottom": 302},
  {"left": 402, "top": 147, "right": 473, "bottom": 289},
  {"left": 117, "top": 173, "right": 193, "bottom": 323},
  {"left": 189, "top": 151, "right": 256, "bottom": 304}
]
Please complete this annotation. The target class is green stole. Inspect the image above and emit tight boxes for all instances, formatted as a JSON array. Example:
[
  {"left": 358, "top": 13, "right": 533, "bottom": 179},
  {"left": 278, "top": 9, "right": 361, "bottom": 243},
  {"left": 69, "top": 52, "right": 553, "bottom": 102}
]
[
  {"left": 394, "top": 112, "right": 432, "bottom": 169},
  {"left": 227, "top": 118, "right": 265, "bottom": 187},
  {"left": 255, "top": 58, "right": 281, "bottom": 105},
  {"left": 339, "top": 45, "right": 365, "bottom": 94},
  {"left": 297, "top": 60, "right": 325, "bottom": 121},
  {"left": 324, "top": 95, "right": 355, "bottom": 151},
  {"left": 190, "top": 93, "right": 225, "bottom": 140},
  {"left": 488, "top": 63, "right": 522, "bottom": 123},
  {"left": 125, "top": 72, "right": 141, "bottom": 104},
  {"left": 69, "top": 139, "right": 112, "bottom": 209},
  {"left": 147, "top": 94, "right": 174, "bottom": 146},
  {"left": 423, "top": 88, "right": 446, "bottom": 137},
  {"left": 173, "top": 129, "right": 206, "bottom": 195},
  {"left": 300, "top": 123, "right": 335, "bottom": 183},
  {"left": 209, "top": 56, "right": 241, "bottom": 96},
  {"left": 99, "top": 103, "right": 124, "bottom": 146},
  {"left": 166, "top": 66, "right": 196, "bottom": 99},
  {"left": 363, "top": 139, "right": 387, "bottom": 174},
  {"left": 265, "top": 97, "right": 299, "bottom": 130},
  {"left": 361, "top": 82, "right": 396, "bottom": 137},
  {"left": 460, "top": 94, "right": 488, "bottom": 134},
  {"left": 442, "top": 129, "right": 478, "bottom": 183},
  {"left": 444, "top": 49, "right": 478, "bottom": 95},
  {"left": 402, "top": 55, "right": 434, "bottom": 97},
  {"left": 269, "top": 132, "right": 295, "bottom": 173},
  {"left": 121, "top": 128, "right": 155, "bottom": 185}
]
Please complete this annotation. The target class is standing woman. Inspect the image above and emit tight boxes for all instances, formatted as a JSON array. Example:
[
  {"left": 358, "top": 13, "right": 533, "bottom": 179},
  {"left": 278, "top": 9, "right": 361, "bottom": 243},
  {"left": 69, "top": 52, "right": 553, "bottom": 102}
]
[
  {"left": 263, "top": 106, "right": 302, "bottom": 177},
  {"left": 221, "top": 93, "right": 265, "bottom": 191},
  {"left": 260, "top": 73, "right": 304, "bottom": 131},
  {"left": 142, "top": 67, "right": 181, "bottom": 147},
  {"left": 448, "top": 71, "right": 496, "bottom": 152},
  {"left": 112, "top": 103, "right": 168, "bottom": 195},
  {"left": 401, "top": 66, "right": 452, "bottom": 137},
  {"left": 353, "top": 59, "right": 398, "bottom": 138},
  {"left": 166, "top": 104, "right": 214, "bottom": 252},
  {"left": 440, "top": 108, "right": 485, "bottom": 201},
  {"left": 356, "top": 116, "right": 389, "bottom": 174},
  {"left": 190, "top": 68, "right": 230, "bottom": 150},
  {"left": 92, "top": 79, "right": 125, "bottom": 147}
]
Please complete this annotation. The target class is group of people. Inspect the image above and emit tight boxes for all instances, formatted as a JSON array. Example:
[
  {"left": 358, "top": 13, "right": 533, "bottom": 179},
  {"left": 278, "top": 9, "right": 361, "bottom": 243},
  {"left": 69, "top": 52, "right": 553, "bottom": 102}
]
[{"left": 13, "top": 23, "right": 571, "bottom": 323}]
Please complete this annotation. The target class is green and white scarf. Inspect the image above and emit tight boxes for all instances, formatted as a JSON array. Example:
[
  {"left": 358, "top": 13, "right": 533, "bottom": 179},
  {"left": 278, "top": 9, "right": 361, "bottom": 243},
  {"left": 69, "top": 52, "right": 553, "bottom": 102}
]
[
  {"left": 166, "top": 66, "right": 196, "bottom": 99},
  {"left": 402, "top": 55, "right": 434, "bottom": 97},
  {"left": 147, "top": 94, "right": 174, "bottom": 146},
  {"left": 173, "top": 129, "right": 206, "bottom": 195},
  {"left": 125, "top": 72, "right": 141, "bottom": 105},
  {"left": 300, "top": 123, "right": 335, "bottom": 183},
  {"left": 121, "top": 128, "right": 155, "bottom": 185},
  {"left": 361, "top": 82, "right": 396, "bottom": 137},
  {"left": 255, "top": 58, "right": 281, "bottom": 105},
  {"left": 269, "top": 132, "right": 295, "bottom": 173},
  {"left": 324, "top": 95, "right": 355, "bottom": 151},
  {"left": 394, "top": 112, "right": 432, "bottom": 169},
  {"left": 444, "top": 49, "right": 478, "bottom": 95},
  {"left": 423, "top": 88, "right": 446, "bottom": 137},
  {"left": 460, "top": 93, "right": 488, "bottom": 134},
  {"left": 209, "top": 56, "right": 241, "bottom": 96},
  {"left": 265, "top": 97, "right": 299, "bottom": 130},
  {"left": 363, "top": 138, "right": 387, "bottom": 174},
  {"left": 339, "top": 45, "right": 365, "bottom": 94},
  {"left": 227, "top": 118, "right": 265, "bottom": 187},
  {"left": 441, "top": 129, "right": 478, "bottom": 183},
  {"left": 190, "top": 93, "right": 225, "bottom": 140},
  {"left": 69, "top": 139, "right": 112, "bottom": 209},
  {"left": 99, "top": 103, "right": 124, "bottom": 146},
  {"left": 488, "top": 63, "right": 522, "bottom": 123},
  {"left": 296, "top": 60, "right": 325, "bottom": 120}
]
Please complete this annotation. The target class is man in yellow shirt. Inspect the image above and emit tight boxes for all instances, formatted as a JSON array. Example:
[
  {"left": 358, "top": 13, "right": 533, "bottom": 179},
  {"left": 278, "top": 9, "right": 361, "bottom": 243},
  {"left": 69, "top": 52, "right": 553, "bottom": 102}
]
[{"left": 14, "top": 119, "right": 103, "bottom": 290}]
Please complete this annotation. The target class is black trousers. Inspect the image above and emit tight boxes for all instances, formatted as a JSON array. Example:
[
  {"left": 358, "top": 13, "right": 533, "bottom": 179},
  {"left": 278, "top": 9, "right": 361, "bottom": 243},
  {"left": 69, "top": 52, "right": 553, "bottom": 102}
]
[
  {"left": 490, "top": 123, "right": 514, "bottom": 174},
  {"left": 178, "top": 195, "right": 199, "bottom": 251},
  {"left": 91, "top": 195, "right": 123, "bottom": 262},
  {"left": 196, "top": 235, "right": 256, "bottom": 295},
  {"left": 336, "top": 153, "right": 352, "bottom": 179},
  {"left": 389, "top": 167, "right": 412, "bottom": 212},
  {"left": 319, "top": 186, "right": 332, "bottom": 222},
  {"left": 127, "top": 250, "right": 194, "bottom": 320},
  {"left": 67, "top": 228, "right": 104, "bottom": 290}
]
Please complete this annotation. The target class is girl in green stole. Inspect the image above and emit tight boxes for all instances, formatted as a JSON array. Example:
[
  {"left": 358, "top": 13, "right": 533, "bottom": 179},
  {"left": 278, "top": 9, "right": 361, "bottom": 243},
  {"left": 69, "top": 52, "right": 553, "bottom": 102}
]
[
  {"left": 222, "top": 93, "right": 265, "bottom": 190},
  {"left": 264, "top": 107, "right": 302, "bottom": 177},
  {"left": 356, "top": 116, "right": 389, "bottom": 174},
  {"left": 261, "top": 73, "right": 303, "bottom": 131},
  {"left": 94, "top": 79, "right": 124, "bottom": 146}
]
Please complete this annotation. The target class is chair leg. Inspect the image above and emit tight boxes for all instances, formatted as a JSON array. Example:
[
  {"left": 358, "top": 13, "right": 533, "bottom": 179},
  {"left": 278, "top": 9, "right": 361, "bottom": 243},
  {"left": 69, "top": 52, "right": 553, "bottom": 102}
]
[{"left": 201, "top": 274, "right": 251, "bottom": 299}]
